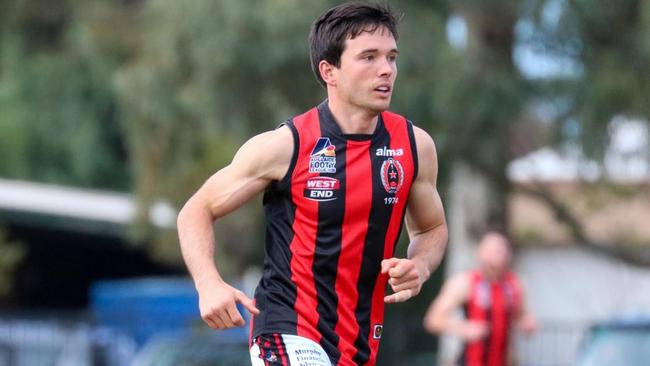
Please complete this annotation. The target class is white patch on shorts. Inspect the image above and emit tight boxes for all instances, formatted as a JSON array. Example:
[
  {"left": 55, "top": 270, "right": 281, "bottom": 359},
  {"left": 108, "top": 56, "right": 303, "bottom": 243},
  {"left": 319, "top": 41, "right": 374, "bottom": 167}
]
[{"left": 249, "top": 334, "right": 332, "bottom": 366}]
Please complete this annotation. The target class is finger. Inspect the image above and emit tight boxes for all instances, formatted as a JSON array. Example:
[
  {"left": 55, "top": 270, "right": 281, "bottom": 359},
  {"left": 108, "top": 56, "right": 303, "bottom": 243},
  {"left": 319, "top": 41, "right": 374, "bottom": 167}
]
[
  {"left": 201, "top": 308, "right": 222, "bottom": 329},
  {"left": 202, "top": 314, "right": 220, "bottom": 329},
  {"left": 388, "top": 270, "right": 418, "bottom": 286},
  {"left": 381, "top": 258, "right": 400, "bottom": 274},
  {"left": 388, "top": 260, "right": 413, "bottom": 279},
  {"left": 384, "top": 289, "right": 413, "bottom": 303},
  {"left": 390, "top": 279, "right": 419, "bottom": 293},
  {"left": 205, "top": 313, "right": 225, "bottom": 329},
  {"left": 217, "top": 310, "right": 234, "bottom": 328},
  {"left": 236, "top": 291, "right": 260, "bottom": 315},
  {"left": 226, "top": 303, "right": 245, "bottom": 327}
]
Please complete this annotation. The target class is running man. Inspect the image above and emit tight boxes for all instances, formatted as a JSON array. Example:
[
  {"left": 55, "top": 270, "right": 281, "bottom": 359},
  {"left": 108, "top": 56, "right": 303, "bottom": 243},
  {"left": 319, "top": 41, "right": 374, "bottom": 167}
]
[
  {"left": 178, "top": 2, "right": 448, "bottom": 365},
  {"left": 424, "top": 231, "right": 537, "bottom": 366}
]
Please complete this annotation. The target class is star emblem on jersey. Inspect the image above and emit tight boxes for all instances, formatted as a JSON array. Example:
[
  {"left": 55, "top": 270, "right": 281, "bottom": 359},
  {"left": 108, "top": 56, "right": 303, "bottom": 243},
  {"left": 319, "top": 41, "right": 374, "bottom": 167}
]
[
  {"left": 380, "top": 158, "right": 404, "bottom": 194},
  {"left": 309, "top": 137, "right": 336, "bottom": 173}
]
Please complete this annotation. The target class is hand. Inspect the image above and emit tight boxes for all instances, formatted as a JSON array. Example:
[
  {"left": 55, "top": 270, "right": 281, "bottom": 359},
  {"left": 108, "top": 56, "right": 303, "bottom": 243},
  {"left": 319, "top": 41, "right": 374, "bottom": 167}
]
[
  {"left": 197, "top": 280, "right": 260, "bottom": 330},
  {"left": 381, "top": 257, "right": 429, "bottom": 303},
  {"left": 518, "top": 314, "right": 538, "bottom": 336},
  {"left": 459, "top": 320, "right": 489, "bottom": 342}
]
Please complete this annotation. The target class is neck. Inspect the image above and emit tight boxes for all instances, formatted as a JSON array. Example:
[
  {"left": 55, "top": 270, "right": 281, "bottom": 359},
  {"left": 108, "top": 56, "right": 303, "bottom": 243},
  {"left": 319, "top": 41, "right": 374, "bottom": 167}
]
[
  {"left": 327, "top": 98, "right": 379, "bottom": 135},
  {"left": 481, "top": 267, "right": 506, "bottom": 281}
]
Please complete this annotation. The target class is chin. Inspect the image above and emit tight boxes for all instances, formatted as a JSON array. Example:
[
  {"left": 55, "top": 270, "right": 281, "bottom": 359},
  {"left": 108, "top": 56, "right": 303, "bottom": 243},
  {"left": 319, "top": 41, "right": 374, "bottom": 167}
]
[{"left": 368, "top": 100, "right": 391, "bottom": 113}]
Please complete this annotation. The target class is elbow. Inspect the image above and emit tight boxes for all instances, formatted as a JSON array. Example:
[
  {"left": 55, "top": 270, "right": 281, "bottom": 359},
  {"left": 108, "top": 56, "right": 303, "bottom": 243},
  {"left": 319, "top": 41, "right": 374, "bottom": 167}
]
[
  {"left": 176, "top": 200, "right": 192, "bottom": 228},
  {"left": 423, "top": 312, "right": 441, "bottom": 334},
  {"left": 423, "top": 306, "right": 448, "bottom": 335},
  {"left": 438, "top": 223, "right": 449, "bottom": 247},
  {"left": 176, "top": 196, "right": 213, "bottom": 229}
]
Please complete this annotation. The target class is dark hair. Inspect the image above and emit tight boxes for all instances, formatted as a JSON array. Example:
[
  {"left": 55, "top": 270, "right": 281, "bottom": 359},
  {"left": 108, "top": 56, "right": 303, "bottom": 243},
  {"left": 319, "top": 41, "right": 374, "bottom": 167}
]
[{"left": 309, "top": 2, "right": 399, "bottom": 87}]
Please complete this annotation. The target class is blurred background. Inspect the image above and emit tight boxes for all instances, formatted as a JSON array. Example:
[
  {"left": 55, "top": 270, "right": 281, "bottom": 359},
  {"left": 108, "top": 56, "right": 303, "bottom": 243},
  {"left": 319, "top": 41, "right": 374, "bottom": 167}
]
[{"left": 1, "top": 0, "right": 649, "bottom": 365}]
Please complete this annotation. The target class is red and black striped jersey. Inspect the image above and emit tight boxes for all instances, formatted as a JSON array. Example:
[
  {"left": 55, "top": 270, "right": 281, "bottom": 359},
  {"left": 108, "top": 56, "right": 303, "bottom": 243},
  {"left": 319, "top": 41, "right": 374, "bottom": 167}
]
[
  {"left": 462, "top": 270, "right": 523, "bottom": 366},
  {"left": 252, "top": 101, "right": 419, "bottom": 366}
]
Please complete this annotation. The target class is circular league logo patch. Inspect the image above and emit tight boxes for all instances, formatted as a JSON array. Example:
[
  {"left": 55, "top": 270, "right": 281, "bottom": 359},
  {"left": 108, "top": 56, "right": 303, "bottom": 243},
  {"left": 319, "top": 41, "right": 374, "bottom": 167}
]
[{"left": 380, "top": 158, "right": 404, "bottom": 194}]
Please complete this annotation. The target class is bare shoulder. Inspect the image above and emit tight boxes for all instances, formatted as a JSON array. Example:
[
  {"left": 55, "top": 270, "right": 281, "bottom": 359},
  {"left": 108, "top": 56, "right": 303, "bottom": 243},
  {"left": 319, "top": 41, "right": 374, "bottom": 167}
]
[
  {"left": 241, "top": 124, "right": 293, "bottom": 151},
  {"left": 443, "top": 271, "right": 472, "bottom": 300},
  {"left": 412, "top": 125, "right": 437, "bottom": 160},
  {"left": 410, "top": 125, "right": 438, "bottom": 183},
  {"left": 233, "top": 125, "right": 294, "bottom": 181}
]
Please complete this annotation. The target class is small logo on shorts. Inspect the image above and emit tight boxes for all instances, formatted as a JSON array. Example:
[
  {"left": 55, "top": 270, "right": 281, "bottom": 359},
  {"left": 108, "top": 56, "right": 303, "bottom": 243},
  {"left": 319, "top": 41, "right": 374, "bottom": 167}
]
[
  {"left": 372, "top": 324, "right": 383, "bottom": 340},
  {"left": 261, "top": 350, "right": 277, "bottom": 362}
]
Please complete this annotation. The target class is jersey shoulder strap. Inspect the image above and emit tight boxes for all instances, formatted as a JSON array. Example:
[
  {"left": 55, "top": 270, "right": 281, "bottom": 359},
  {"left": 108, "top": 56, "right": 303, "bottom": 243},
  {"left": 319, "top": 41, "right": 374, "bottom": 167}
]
[
  {"left": 380, "top": 110, "right": 419, "bottom": 180},
  {"left": 268, "top": 107, "right": 318, "bottom": 192}
]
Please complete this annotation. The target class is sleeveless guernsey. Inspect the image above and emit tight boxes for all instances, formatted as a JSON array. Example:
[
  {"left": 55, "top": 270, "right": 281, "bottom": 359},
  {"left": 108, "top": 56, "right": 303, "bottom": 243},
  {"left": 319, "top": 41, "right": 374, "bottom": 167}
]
[{"left": 252, "top": 101, "right": 418, "bottom": 366}]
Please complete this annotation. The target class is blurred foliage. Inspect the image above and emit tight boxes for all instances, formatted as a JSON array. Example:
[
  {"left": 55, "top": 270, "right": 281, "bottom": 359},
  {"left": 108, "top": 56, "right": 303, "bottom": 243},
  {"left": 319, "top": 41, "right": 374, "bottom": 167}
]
[
  {"left": 0, "top": 0, "right": 129, "bottom": 189},
  {"left": 0, "top": 0, "right": 648, "bottom": 261},
  {"left": 522, "top": 0, "right": 650, "bottom": 160},
  {"left": 0, "top": 228, "right": 25, "bottom": 298},
  {"left": 1, "top": 0, "right": 649, "bottom": 362}
]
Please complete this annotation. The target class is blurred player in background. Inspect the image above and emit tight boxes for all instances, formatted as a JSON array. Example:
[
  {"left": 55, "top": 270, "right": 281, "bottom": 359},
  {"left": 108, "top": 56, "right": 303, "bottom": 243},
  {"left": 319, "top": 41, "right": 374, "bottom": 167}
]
[{"left": 424, "top": 231, "right": 537, "bottom": 366}]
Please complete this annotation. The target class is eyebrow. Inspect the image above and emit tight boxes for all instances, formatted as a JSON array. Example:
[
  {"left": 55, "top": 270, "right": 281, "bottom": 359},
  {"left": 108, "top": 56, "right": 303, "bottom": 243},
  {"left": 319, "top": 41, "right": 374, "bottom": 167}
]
[{"left": 359, "top": 48, "right": 400, "bottom": 54}]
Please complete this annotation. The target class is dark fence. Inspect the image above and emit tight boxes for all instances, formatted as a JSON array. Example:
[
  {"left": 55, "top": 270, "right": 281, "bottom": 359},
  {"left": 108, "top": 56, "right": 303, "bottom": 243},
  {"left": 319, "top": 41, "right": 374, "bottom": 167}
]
[
  {"left": 515, "top": 320, "right": 590, "bottom": 366},
  {"left": 0, "top": 317, "right": 136, "bottom": 366}
]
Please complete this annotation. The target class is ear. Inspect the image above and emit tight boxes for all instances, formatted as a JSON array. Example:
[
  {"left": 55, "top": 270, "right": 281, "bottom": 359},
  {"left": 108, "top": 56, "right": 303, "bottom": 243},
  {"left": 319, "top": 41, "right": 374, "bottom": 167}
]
[{"left": 318, "top": 60, "right": 337, "bottom": 86}]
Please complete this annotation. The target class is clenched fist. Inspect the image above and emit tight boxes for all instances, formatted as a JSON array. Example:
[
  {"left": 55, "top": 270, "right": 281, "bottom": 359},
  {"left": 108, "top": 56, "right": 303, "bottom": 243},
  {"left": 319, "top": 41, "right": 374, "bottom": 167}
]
[
  {"left": 381, "top": 257, "right": 430, "bottom": 303},
  {"left": 198, "top": 280, "right": 260, "bottom": 329}
]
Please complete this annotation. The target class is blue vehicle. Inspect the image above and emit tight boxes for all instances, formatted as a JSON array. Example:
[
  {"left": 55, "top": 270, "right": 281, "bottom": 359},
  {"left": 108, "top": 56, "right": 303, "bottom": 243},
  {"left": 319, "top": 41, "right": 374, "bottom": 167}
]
[
  {"left": 90, "top": 277, "right": 249, "bottom": 346},
  {"left": 576, "top": 315, "right": 650, "bottom": 366}
]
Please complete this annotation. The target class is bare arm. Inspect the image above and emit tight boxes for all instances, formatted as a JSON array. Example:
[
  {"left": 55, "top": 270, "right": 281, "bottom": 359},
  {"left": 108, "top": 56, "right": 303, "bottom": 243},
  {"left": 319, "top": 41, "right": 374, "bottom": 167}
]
[
  {"left": 382, "top": 126, "right": 449, "bottom": 303},
  {"left": 423, "top": 272, "right": 489, "bottom": 341},
  {"left": 423, "top": 272, "right": 469, "bottom": 334},
  {"left": 514, "top": 279, "right": 538, "bottom": 335},
  {"left": 177, "top": 126, "right": 293, "bottom": 329}
]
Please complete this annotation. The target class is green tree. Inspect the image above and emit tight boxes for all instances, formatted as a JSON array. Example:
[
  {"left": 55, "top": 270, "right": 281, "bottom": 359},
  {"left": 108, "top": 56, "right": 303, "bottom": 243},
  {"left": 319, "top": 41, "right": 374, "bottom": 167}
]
[{"left": 0, "top": 0, "right": 129, "bottom": 189}]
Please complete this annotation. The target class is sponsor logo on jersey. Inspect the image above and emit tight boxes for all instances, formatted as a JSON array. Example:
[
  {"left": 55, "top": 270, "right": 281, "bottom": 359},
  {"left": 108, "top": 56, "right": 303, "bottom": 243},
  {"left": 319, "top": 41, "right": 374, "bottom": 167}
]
[
  {"left": 476, "top": 282, "right": 491, "bottom": 309},
  {"left": 380, "top": 158, "right": 404, "bottom": 194},
  {"left": 503, "top": 282, "right": 516, "bottom": 309},
  {"left": 309, "top": 137, "right": 336, "bottom": 173},
  {"left": 372, "top": 324, "right": 383, "bottom": 340},
  {"left": 304, "top": 177, "right": 339, "bottom": 202},
  {"left": 375, "top": 146, "right": 404, "bottom": 156}
]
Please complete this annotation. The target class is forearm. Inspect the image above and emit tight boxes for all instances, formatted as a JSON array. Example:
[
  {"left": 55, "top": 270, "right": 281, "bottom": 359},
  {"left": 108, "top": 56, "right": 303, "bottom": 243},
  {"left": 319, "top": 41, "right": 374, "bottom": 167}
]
[
  {"left": 177, "top": 199, "right": 223, "bottom": 290},
  {"left": 425, "top": 306, "right": 473, "bottom": 337},
  {"left": 435, "top": 315, "right": 468, "bottom": 335},
  {"left": 407, "top": 223, "right": 448, "bottom": 279}
]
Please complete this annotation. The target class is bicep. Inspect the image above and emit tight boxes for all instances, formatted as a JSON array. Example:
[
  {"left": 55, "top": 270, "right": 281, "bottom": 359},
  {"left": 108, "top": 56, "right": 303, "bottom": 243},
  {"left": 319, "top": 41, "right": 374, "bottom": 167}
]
[
  {"left": 190, "top": 128, "right": 293, "bottom": 219},
  {"left": 195, "top": 164, "right": 269, "bottom": 220},
  {"left": 405, "top": 128, "right": 446, "bottom": 236},
  {"left": 429, "top": 273, "right": 469, "bottom": 317},
  {"left": 514, "top": 278, "right": 529, "bottom": 318}
]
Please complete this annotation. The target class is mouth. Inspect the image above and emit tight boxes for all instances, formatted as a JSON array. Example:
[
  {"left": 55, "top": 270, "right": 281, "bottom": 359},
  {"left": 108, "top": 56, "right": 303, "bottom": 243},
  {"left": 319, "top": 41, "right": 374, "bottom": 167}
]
[{"left": 373, "top": 84, "right": 392, "bottom": 96}]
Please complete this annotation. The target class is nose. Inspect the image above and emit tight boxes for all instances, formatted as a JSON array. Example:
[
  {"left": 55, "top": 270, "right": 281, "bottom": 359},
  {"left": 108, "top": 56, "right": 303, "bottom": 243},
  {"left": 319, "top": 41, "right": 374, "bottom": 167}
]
[{"left": 378, "top": 57, "right": 395, "bottom": 78}]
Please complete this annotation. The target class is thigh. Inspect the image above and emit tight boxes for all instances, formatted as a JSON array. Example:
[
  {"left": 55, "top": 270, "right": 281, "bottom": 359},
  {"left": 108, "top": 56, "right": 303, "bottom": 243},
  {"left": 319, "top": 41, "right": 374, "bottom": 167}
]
[{"left": 250, "top": 333, "right": 332, "bottom": 366}]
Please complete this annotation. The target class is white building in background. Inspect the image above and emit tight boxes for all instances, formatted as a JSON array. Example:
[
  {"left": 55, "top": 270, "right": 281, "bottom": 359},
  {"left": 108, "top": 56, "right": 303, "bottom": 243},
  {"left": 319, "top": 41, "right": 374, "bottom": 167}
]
[
  {"left": 507, "top": 116, "right": 650, "bottom": 364},
  {"left": 508, "top": 116, "right": 650, "bottom": 183},
  {"left": 0, "top": 178, "right": 176, "bottom": 232}
]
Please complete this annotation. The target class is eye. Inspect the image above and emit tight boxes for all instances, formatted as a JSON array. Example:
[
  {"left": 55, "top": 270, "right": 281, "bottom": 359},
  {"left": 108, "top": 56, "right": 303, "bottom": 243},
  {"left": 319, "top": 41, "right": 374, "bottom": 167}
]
[
  {"left": 387, "top": 54, "right": 398, "bottom": 62},
  {"left": 363, "top": 54, "right": 375, "bottom": 61}
]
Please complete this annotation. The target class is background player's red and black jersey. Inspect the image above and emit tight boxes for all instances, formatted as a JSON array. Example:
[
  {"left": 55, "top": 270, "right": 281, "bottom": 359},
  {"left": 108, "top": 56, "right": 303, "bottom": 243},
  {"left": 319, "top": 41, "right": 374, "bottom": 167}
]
[
  {"left": 252, "top": 101, "right": 419, "bottom": 366},
  {"left": 461, "top": 270, "right": 523, "bottom": 366}
]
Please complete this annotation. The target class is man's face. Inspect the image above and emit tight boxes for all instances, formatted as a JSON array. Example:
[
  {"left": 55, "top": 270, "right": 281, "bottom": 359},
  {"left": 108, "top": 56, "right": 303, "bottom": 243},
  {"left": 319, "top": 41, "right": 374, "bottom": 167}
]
[
  {"left": 331, "top": 27, "right": 398, "bottom": 113},
  {"left": 478, "top": 234, "right": 512, "bottom": 274}
]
